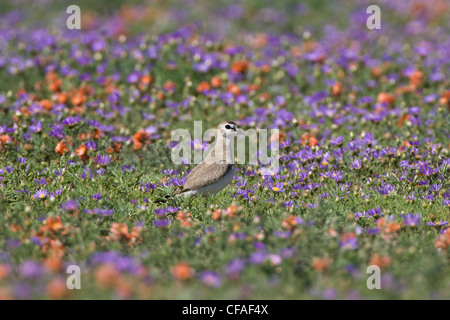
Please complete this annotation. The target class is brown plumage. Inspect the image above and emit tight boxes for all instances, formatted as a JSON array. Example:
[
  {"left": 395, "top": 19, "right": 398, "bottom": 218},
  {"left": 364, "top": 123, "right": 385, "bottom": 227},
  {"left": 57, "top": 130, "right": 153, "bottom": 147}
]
[{"left": 174, "top": 163, "right": 234, "bottom": 195}]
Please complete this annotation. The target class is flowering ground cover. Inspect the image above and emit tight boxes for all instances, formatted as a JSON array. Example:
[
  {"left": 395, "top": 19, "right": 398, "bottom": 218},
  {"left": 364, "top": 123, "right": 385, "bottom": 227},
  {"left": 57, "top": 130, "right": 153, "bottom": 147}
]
[{"left": 0, "top": 0, "right": 449, "bottom": 299}]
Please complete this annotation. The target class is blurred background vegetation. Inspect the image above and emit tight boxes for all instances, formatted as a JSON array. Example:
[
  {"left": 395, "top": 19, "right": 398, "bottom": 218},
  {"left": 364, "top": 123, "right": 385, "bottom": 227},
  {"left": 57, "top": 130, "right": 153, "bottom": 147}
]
[{"left": 0, "top": 0, "right": 357, "bottom": 37}]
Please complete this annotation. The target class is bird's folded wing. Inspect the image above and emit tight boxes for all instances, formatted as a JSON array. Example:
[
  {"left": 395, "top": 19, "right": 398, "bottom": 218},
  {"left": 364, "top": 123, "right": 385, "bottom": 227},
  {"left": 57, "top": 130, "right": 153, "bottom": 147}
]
[{"left": 178, "top": 163, "right": 234, "bottom": 193}]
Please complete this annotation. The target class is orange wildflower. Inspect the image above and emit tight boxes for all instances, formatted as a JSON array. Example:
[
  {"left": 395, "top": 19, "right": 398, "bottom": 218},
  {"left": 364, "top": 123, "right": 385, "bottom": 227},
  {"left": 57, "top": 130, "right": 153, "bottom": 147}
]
[
  {"left": 79, "top": 133, "right": 87, "bottom": 141},
  {"left": 108, "top": 222, "right": 141, "bottom": 245},
  {"left": 312, "top": 257, "right": 333, "bottom": 272},
  {"left": 10, "top": 224, "right": 22, "bottom": 232},
  {"left": 171, "top": 262, "right": 194, "bottom": 281},
  {"left": 409, "top": 70, "right": 424, "bottom": 88},
  {"left": 270, "top": 130, "right": 286, "bottom": 144},
  {"left": 251, "top": 33, "right": 268, "bottom": 48},
  {"left": 0, "top": 134, "right": 10, "bottom": 147},
  {"left": 231, "top": 60, "right": 249, "bottom": 74},
  {"left": 163, "top": 80, "right": 176, "bottom": 92},
  {"left": 39, "top": 99, "right": 53, "bottom": 111},
  {"left": 113, "top": 142, "right": 122, "bottom": 153},
  {"left": 57, "top": 93, "right": 68, "bottom": 104},
  {"left": 94, "top": 264, "right": 119, "bottom": 289},
  {"left": 196, "top": 81, "right": 210, "bottom": 93},
  {"left": 45, "top": 216, "right": 64, "bottom": 232},
  {"left": 225, "top": 205, "right": 240, "bottom": 218},
  {"left": 210, "top": 76, "right": 222, "bottom": 88},
  {"left": 115, "top": 277, "right": 134, "bottom": 299},
  {"left": 44, "top": 254, "right": 63, "bottom": 272},
  {"left": 301, "top": 133, "right": 318, "bottom": 147},
  {"left": 132, "top": 129, "right": 149, "bottom": 150},
  {"left": 140, "top": 75, "right": 153, "bottom": 84},
  {"left": 369, "top": 254, "right": 391, "bottom": 269},
  {"left": 435, "top": 228, "right": 450, "bottom": 250},
  {"left": 259, "top": 92, "right": 270, "bottom": 102},
  {"left": 0, "top": 288, "right": 12, "bottom": 300},
  {"left": 261, "top": 64, "right": 270, "bottom": 73},
  {"left": 331, "top": 81, "right": 343, "bottom": 96},
  {"left": 397, "top": 114, "right": 411, "bottom": 128},
  {"left": 211, "top": 210, "right": 221, "bottom": 220},
  {"left": 377, "top": 92, "right": 396, "bottom": 105},
  {"left": 371, "top": 66, "right": 381, "bottom": 78},
  {"left": 227, "top": 84, "right": 241, "bottom": 96},
  {"left": 55, "top": 141, "right": 68, "bottom": 155},
  {"left": 45, "top": 71, "right": 59, "bottom": 82},
  {"left": 156, "top": 91, "right": 165, "bottom": 100},
  {"left": 0, "top": 264, "right": 11, "bottom": 280},
  {"left": 71, "top": 92, "right": 86, "bottom": 106},
  {"left": 247, "top": 84, "right": 259, "bottom": 93},
  {"left": 87, "top": 129, "right": 102, "bottom": 140},
  {"left": 105, "top": 81, "right": 118, "bottom": 95},
  {"left": 327, "top": 228, "right": 338, "bottom": 237},
  {"left": 176, "top": 210, "right": 192, "bottom": 228},
  {"left": 76, "top": 144, "right": 88, "bottom": 161},
  {"left": 440, "top": 91, "right": 450, "bottom": 108},
  {"left": 48, "top": 79, "right": 62, "bottom": 92},
  {"left": 376, "top": 218, "right": 402, "bottom": 234},
  {"left": 281, "top": 215, "right": 299, "bottom": 230},
  {"left": 47, "top": 278, "right": 68, "bottom": 299},
  {"left": 395, "top": 84, "right": 415, "bottom": 95}
]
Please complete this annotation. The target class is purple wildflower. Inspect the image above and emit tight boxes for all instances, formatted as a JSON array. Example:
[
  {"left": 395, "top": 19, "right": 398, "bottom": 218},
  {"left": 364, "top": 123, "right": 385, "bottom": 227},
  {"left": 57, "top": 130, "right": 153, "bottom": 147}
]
[
  {"left": 200, "top": 271, "right": 222, "bottom": 288},
  {"left": 122, "top": 165, "right": 134, "bottom": 173},
  {"left": 249, "top": 251, "right": 266, "bottom": 265},
  {"left": 34, "top": 177, "right": 48, "bottom": 186},
  {"left": 350, "top": 159, "right": 362, "bottom": 170},
  {"left": 84, "top": 208, "right": 114, "bottom": 216},
  {"left": 226, "top": 258, "right": 245, "bottom": 278},
  {"left": 48, "top": 123, "right": 65, "bottom": 140},
  {"left": 401, "top": 213, "right": 421, "bottom": 227},
  {"left": 29, "top": 121, "right": 42, "bottom": 133},
  {"left": 430, "top": 184, "right": 442, "bottom": 193},
  {"left": 330, "top": 171, "right": 344, "bottom": 182},
  {"left": 61, "top": 116, "right": 81, "bottom": 126},
  {"left": 95, "top": 155, "right": 112, "bottom": 166},
  {"left": 153, "top": 219, "right": 171, "bottom": 228},
  {"left": 340, "top": 235, "right": 358, "bottom": 250},
  {"left": 92, "top": 192, "right": 102, "bottom": 201},
  {"left": 366, "top": 228, "right": 379, "bottom": 235},
  {"left": 85, "top": 140, "right": 97, "bottom": 150},
  {"left": 154, "top": 208, "right": 168, "bottom": 216},
  {"left": 19, "top": 260, "right": 44, "bottom": 278},
  {"left": 367, "top": 207, "right": 383, "bottom": 218},
  {"left": 165, "top": 206, "right": 180, "bottom": 214},
  {"left": 33, "top": 189, "right": 48, "bottom": 199},
  {"left": 280, "top": 247, "right": 296, "bottom": 259},
  {"left": 268, "top": 254, "right": 282, "bottom": 266},
  {"left": 427, "top": 221, "right": 448, "bottom": 227},
  {"left": 60, "top": 199, "right": 79, "bottom": 212}
]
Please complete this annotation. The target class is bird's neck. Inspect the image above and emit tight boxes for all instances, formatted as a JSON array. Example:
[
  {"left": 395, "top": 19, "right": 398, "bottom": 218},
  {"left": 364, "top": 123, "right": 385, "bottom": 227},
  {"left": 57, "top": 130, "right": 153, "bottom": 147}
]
[{"left": 206, "top": 134, "right": 234, "bottom": 164}]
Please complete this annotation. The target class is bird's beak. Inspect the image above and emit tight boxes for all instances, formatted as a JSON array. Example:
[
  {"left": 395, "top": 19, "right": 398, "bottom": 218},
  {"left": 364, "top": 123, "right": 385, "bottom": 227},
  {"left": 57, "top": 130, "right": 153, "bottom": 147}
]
[{"left": 236, "top": 128, "right": 245, "bottom": 136}]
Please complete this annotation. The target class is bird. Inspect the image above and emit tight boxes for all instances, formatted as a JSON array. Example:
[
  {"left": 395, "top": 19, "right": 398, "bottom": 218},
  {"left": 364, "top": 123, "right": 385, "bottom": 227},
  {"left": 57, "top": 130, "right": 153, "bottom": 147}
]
[{"left": 174, "top": 121, "right": 239, "bottom": 197}]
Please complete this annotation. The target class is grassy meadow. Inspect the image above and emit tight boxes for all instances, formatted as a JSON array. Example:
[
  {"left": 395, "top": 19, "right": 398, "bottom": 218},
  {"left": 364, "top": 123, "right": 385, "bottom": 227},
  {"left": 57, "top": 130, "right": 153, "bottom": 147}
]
[{"left": 0, "top": 0, "right": 449, "bottom": 299}]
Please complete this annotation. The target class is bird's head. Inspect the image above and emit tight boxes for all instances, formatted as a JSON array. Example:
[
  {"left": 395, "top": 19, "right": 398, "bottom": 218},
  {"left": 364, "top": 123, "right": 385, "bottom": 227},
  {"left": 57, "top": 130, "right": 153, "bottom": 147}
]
[{"left": 217, "top": 121, "right": 238, "bottom": 138}]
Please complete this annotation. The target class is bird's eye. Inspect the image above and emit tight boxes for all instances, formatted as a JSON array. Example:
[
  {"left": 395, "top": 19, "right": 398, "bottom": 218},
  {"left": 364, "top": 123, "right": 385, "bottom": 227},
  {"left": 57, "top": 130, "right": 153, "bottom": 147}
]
[{"left": 225, "top": 124, "right": 231, "bottom": 129}]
